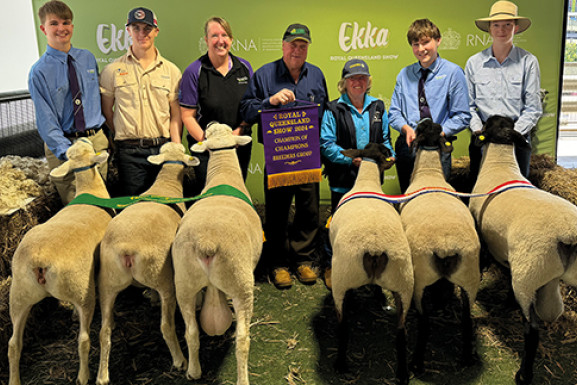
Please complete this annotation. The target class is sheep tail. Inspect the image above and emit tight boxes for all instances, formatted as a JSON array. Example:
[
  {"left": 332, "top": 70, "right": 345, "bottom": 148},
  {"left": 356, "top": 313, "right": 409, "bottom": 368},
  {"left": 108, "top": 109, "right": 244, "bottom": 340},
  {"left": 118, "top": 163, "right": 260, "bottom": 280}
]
[
  {"left": 195, "top": 239, "right": 219, "bottom": 271},
  {"left": 433, "top": 253, "right": 461, "bottom": 278},
  {"left": 199, "top": 284, "right": 233, "bottom": 336},
  {"left": 33, "top": 267, "right": 48, "bottom": 285},
  {"left": 557, "top": 241, "right": 577, "bottom": 271},
  {"left": 363, "top": 252, "right": 388, "bottom": 280}
]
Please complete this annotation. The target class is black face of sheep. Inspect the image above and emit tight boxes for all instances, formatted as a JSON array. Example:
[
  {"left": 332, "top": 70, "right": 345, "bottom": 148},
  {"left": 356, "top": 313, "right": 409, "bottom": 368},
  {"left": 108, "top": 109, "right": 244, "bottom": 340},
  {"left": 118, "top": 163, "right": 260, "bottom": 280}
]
[
  {"left": 473, "top": 115, "right": 530, "bottom": 149},
  {"left": 341, "top": 143, "right": 395, "bottom": 175},
  {"left": 412, "top": 119, "right": 455, "bottom": 153}
]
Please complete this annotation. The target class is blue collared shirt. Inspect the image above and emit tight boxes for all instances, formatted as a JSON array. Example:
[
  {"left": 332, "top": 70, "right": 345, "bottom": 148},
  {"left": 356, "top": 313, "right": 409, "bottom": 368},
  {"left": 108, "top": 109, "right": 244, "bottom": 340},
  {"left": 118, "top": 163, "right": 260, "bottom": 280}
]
[
  {"left": 388, "top": 57, "right": 470, "bottom": 137},
  {"left": 465, "top": 45, "right": 542, "bottom": 135},
  {"left": 28, "top": 45, "right": 105, "bottom": 160},
  {"left": 240, "top": 58, "right": 328, "bottom": 143}
]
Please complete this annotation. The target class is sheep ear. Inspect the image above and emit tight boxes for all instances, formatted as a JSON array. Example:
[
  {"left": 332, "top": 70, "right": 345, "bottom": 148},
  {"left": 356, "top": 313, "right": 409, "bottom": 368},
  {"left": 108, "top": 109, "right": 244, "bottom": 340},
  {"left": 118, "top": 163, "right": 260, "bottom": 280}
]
[
  {"left": 50, "top": 160, "right": 71, "bottom": 178},
  {"left": 235, "top": 135, "right": 252, "bottom": 147},
  {"left": 185, "top": 156, "right": 200, "bottom": 167},
  {"left": 440, "top": 135, "right": 456, "bottom": 153},
  {"left": 91, "top": 151, "right": 109, "bottom": 165},
  {"left": 473, "top": 131, "right": 486, "bottom": 147},
  {"left": 191, "top": 141, "right": 208, "bottom": 153},
  {"left": 383, "top": 156, "right": 396, "bottom": 170},
  {"left": 512, "top": 131, "right": 531, "bottom": 149},
  {"left": 147, "top": 153, "right": 166, "bottom": 165},
  {"left": 341, "top": 149, "right": 361, "bottom": 159}
]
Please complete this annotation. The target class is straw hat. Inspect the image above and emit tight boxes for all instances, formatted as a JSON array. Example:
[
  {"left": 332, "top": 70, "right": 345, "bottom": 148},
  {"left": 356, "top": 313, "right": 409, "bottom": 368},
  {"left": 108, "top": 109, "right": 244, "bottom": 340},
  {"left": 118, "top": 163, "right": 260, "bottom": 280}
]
[{"left": 475, "top": 1, "right": 531, "bottom": 34}]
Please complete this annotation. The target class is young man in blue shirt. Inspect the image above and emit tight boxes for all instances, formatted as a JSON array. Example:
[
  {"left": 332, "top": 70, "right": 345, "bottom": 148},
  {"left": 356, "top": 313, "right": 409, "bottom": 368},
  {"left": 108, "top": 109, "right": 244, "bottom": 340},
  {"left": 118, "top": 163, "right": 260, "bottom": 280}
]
[
  {"left": 29, "top": 0, "right": 108, "bottom": 204},
  {"left": 389, "top": 19, "right": 470, "bottom": 193},
  {"left": 466, "top": 1, "right": 542, "bottom": 179}
]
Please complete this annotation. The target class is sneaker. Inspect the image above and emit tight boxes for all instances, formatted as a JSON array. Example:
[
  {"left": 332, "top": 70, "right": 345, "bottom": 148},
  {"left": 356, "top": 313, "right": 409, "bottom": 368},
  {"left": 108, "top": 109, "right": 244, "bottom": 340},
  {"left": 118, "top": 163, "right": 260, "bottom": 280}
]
[
  {"left": 323, "top": 268, "right": 332, "bottom": 290},
  {"left": 270, "top": 267, "right": 293, "bottom": 289},
  {"left": 295, "top": 265, "right": 318, "bottom": 285}
]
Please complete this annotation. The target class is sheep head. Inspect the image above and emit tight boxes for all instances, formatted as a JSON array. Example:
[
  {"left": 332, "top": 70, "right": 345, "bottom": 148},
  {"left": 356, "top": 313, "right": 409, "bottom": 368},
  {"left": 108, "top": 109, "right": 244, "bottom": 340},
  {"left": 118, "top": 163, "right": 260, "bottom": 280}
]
[
  {"left": 342, "top": 143, "right": 395, "bottom": 173},
  {"left": 191, "top": 122, "right": 252, "bottom": 153},
  {"left": 473, "top": 115, "right": 530, "bottom": 149},
  {"left": 412, "top": 118, "right": 455, "bottom": 153},
  {"left": 147, "top": 142, "right": 200, "bottom": 166},
  {"left": 50, "top": 138, "right": 109, "bottom": 178}
]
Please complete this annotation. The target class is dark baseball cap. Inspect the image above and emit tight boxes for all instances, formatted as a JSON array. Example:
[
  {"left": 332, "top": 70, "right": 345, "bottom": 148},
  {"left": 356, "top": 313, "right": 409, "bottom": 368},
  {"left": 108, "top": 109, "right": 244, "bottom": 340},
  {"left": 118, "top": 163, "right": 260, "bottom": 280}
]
[
  {"left": 342, "top": 59, "right": 370, "bottom": 78},
  {"left": 126, "top": 7, "right": 158, "bottom": 28},
  {"left": 283, "top": 23, "right": 311, "bottom": 43}
]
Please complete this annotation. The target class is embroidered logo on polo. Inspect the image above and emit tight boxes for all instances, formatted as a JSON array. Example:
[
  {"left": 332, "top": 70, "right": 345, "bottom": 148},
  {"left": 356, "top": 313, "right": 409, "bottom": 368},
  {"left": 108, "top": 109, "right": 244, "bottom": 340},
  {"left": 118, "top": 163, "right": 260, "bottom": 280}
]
[{"left": 237, "top": 76, "right": 248, "bottom": 85}]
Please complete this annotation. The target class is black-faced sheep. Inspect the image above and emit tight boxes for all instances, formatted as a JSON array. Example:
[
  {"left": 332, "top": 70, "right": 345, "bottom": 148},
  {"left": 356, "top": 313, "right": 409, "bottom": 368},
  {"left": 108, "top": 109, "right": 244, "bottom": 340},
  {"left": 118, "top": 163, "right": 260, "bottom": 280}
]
[
  {"left": 96, "top": 142, "right": 199, "bottom": 385},
  {"left": 329, "top": 143, "right": 413, "bottom": 385},
  {"left": 171, "top": 123, "right": 262, "bottom": 385},
  {"left": 469, "top": 115, "right": 577, "bottom": 385},
  {"left": 8, "top": 139, "right": 111, "bottom": 385},
  {"left": 399, "top": 119, "right": 480, "bottom": 374}
]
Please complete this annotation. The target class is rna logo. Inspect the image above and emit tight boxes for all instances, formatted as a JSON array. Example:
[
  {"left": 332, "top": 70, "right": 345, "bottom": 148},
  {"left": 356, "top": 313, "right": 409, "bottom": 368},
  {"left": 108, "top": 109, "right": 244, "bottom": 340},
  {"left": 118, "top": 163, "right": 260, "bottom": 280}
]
[
  {"left": 338, "top": 21, "right": 389, "bottom": 53},
  {"left": 441, "top": 28, "right": 461, "bottom": 50}
]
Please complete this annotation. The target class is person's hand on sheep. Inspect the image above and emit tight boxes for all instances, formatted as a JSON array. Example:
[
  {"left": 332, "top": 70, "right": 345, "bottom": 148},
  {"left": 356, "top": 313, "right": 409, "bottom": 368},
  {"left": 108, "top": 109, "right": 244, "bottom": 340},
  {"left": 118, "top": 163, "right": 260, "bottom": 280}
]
[
  {"left": 352, "top": 157, "right": 362, "bottom": 167},
  {"left": 271, "top": 89, "right": 296, "bottom": 106},
  {"left": 402, "top": 124, "right": 416, "bottom": 146}
]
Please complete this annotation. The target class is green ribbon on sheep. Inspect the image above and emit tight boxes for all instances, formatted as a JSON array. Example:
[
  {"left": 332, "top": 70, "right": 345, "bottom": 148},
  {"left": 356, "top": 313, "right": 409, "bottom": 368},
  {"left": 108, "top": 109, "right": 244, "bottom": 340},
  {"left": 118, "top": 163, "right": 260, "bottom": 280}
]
[{"left": 67, "top": 184, "right": 254, "bottom": 210}]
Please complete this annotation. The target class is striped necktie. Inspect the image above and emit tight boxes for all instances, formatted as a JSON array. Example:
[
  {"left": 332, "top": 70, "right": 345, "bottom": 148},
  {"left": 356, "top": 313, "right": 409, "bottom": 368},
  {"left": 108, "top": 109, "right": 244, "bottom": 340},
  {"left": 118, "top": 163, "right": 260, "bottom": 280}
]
[
  {"left": 418, "top": 68, "right": 431, "bottom": 119},
  {"left": 67, "top": 55, "right": 86, "bottom": 132}
]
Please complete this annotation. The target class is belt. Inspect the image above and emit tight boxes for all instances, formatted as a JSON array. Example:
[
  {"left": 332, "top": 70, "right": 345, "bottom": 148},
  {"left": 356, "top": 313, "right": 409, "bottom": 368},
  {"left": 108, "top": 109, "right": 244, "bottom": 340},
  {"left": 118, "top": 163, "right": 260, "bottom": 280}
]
[
  {"left": 65, "top": 127, "right": 101, "bottom": 138},
  {"left": 116, "top": 137, "right": 169, "bottom": 148}
]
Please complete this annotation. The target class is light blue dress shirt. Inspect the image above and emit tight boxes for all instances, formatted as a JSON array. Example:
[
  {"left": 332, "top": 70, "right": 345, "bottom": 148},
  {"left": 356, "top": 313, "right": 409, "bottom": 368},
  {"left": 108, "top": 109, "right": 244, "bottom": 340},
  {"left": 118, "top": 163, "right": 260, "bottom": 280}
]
[
  {"left": 388, "top": 57, "right": 471, "bottom": 137},
  {"left": 465, "top": 45, "right": 542, "bottom": 135},
  {"left": 28, "top": 45, "right": 105, "bottom": 160}
]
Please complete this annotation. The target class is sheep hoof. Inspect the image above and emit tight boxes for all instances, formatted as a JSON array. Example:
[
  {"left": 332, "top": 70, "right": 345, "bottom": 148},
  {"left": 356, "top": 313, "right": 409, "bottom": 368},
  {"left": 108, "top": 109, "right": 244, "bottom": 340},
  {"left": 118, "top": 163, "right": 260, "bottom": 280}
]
[{"left": 515, "top": 370, "right": 532, "bottom": 385}]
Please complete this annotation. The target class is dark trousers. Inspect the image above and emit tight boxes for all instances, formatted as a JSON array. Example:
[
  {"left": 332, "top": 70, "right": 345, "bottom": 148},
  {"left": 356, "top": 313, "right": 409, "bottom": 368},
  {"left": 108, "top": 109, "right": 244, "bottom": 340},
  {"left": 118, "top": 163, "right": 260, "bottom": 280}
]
[
  {"left": 395, "top": 134, "right": 452, "bottom": 193},
  {"left": 263, "top": 179, "right": 320, "bottom": 270},
  {"left": 188, "top": 144, "right": 252, "bottom": 196},
  {"left": 468, "top": 133, "right": 531, "bottom": 181},
  {"left": 115, "top": 144, "right": 162, "bottom": 196}
]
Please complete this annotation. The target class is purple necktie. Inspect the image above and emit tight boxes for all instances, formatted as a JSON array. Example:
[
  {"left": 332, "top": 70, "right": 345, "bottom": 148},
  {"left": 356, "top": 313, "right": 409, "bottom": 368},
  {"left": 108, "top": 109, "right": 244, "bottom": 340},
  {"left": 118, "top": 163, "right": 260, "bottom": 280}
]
[
  {"left": 418, "top": 68, "right": 431, "bottom": 120},
  {"left": 67, "top": 55, "right": 86, "bottom": 132}
]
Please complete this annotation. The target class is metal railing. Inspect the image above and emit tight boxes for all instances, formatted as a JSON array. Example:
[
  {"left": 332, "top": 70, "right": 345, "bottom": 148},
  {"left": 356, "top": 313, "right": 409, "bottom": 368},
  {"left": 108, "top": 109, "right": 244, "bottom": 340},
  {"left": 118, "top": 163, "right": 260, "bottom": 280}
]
[{"left": 0, "top": 91, "right": 44, "bottom": 157}]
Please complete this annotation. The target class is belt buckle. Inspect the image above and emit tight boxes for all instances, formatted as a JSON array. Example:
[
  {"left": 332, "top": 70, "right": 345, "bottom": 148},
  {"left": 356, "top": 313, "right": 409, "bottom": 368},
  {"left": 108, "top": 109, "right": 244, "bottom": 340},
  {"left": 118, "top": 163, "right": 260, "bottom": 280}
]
[{"left": 139, "top": 138, "right": 150, "bottom": 148}]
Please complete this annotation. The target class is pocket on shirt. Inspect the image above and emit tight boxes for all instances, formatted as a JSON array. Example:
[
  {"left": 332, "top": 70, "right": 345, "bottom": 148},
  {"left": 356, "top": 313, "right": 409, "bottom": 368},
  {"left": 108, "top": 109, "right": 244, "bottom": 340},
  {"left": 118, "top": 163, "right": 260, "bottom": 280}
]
[
  {"left": 473, "top": 74, "right": 494, "bottom": 99},
  {"left": 151, "top": 77, "right": 171, "bottom": 101},
  {"left": 508, "top": 75, "right": 523, "bottom": 100},
  {"left": 113, "top": 71, "right": 138, "bottom": 102}
]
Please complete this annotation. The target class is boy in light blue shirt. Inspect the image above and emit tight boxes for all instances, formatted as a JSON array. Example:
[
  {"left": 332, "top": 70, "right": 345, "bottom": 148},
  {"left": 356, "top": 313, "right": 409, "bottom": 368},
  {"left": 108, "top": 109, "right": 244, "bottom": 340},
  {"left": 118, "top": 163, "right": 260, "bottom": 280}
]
[
  {"left": 29, "top": 0, "right": 108, "bottom": 204},
  {"left": 389, "top": 18, "right": 470, "bottom": 192}
]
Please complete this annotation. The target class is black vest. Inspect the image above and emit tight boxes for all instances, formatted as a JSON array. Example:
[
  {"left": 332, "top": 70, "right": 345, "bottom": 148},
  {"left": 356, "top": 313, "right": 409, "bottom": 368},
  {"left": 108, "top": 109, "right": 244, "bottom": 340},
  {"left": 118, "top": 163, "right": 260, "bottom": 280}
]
[{"left": 323, "top": 98, "right": 387, "bottom": 189}]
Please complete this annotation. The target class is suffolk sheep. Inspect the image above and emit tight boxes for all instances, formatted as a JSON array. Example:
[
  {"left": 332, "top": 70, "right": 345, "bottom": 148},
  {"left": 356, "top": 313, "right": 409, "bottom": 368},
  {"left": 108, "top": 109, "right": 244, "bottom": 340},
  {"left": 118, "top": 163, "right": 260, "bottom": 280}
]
[
  {"left": 329, "top": 143, "right": 413, "bottom": 385},
  {"left": 172, "top": 123, "right": 262, "bottom": 385},
  {"left": 96, "top": 142, "right": 199, "bottom": 385},
  {"left": 469, "top": 115, "right": 577, "bottom": 385},
  {"left": 8, "top": 139, "right": 111, "bottom": 385},
  {"left": 399, "top": 120, "right": 480, "bottom": 374}
]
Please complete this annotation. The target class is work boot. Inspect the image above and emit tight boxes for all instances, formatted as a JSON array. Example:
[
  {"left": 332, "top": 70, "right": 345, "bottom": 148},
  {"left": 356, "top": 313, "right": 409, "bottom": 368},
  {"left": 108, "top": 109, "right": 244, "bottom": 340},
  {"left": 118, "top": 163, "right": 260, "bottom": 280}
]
[
  {"left": 295, "top": 264, "right": 318, "bottom": 285},
  {"left": 270, "top": 267, "right": 293, "bottom": 289},
  {"left": 323, "top": 267, "right": 332, "bottom": 290}
]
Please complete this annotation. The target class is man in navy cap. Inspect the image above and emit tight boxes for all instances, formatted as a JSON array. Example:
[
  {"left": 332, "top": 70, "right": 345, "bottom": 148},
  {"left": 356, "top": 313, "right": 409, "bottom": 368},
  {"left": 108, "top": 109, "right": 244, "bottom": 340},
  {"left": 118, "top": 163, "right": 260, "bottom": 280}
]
[
  {"left": 241, "top": 23, "right": 328, "bottom": 289},
  {"left": 100, "top": 7, "right": 182, "bottom": 196}
]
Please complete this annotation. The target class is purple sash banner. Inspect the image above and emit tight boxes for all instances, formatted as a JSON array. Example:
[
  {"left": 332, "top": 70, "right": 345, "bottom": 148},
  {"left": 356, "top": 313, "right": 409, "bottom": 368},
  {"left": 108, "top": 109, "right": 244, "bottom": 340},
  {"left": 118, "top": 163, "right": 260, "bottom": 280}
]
[{"left": 260, "top": 103, "right": 321, "bottom": 188}]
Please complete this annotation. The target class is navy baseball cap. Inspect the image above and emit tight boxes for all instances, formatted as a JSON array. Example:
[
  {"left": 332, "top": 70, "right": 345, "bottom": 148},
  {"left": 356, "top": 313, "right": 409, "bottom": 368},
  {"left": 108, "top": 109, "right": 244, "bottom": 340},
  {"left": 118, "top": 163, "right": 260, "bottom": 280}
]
[
  {"left": 342, "top": 59, "right": 370, "bottom": 78},
  {"left": 126, "top": 7, "right": 158, "bottom": 28}
]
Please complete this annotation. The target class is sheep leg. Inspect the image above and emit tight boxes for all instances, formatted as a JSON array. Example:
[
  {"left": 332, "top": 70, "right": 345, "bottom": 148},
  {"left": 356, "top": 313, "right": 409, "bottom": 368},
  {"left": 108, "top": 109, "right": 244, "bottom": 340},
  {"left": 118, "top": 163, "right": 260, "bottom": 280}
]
[
  {"left": 158, "top": 288, "right": 187, "bottom": 371},
  {"left": 8, "top": 302, "right": 33, "bottom": 385},
  {"left": 410, "top": 309, "right": 429, "bottom": 377},
  {"left": 232, "top": 295, "right": 253, "bottom": 385},
  {"left": 75, "top": 298, "right": 95, "bottom": 385},
  {"left": 515, "top": 305, "right": 540, "bottom": 385},
  {"left": 96, "top": 289, "right": 119, "bottom": 385},
  {"left": 334, "top": 289, "right": 351, "bottom": 373},
  {"left": 394, "top": 292, "right": 409, "bottom": 385},
  {"left": 180, "top": 291, "right": 202, "bottom": 380},
  {"left": 460, "top": 291, "right": 477, "bottom": 367}
]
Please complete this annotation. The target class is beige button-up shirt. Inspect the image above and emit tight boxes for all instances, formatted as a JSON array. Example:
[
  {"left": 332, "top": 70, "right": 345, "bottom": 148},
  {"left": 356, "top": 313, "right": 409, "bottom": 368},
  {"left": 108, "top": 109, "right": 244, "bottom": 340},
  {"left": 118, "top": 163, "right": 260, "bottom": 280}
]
[{"left": 100, "top": 47, "right": 181, "bottom": 140}]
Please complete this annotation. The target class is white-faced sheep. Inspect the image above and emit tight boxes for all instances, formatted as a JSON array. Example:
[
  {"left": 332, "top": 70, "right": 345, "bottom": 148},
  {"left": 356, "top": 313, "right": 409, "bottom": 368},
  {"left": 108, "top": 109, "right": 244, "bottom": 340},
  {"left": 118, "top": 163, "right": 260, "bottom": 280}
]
[
  {"left": 96, "top": 142, "right": 199, "bottom": 385},
  {"left": 329, "top": 143, "right": 413, "bottom": 385},
  {"left": 399, "top": 119, "right": 480, "bottom": 374},
  {"left": 8, "top": 138, "right": 111, "bottom": 385},
  {"left": 171, "top": 123, "right": 262, "bottom": 385},
  {"left": 469, "top": 115, "right": 577, "bottom": 385}
]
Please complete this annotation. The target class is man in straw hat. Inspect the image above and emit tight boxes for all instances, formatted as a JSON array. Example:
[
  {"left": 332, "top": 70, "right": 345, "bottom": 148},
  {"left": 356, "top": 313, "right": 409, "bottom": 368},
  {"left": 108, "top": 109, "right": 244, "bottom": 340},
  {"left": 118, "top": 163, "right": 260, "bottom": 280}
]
[{"left": 466, "top": 0, "right": 542, "bottom": 179}]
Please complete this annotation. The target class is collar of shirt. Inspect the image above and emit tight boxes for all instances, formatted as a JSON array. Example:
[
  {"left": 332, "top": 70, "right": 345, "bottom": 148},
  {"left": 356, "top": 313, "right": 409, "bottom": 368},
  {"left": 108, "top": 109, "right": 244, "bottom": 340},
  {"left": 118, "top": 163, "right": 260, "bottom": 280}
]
[
  {"left": 46, "top": 44, "right": 80, "bottom": 64},
  {"left": 413, "top": 56, "right": 441, "bottom": 78},
  {"left": 483, "top": 45, "right": 520, "bottom": 65},
  {"left": 339, "top": 93, "right": 377, "bottom": 115},
  {"left": 277, "top": 58, "right": 309, "bottom": 83},
  {"left": 126, "top": 46, "right": 163, "bottom": 68}
]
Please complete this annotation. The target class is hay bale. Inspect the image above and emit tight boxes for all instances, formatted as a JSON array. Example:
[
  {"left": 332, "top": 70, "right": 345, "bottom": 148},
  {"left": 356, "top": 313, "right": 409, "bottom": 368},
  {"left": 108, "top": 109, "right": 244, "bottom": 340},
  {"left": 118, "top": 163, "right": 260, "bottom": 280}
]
[
  {"left": 529, "top": 154, "right": 577, "bottom": 206},
  {"left": 449, "top": 156, "right": 473, "bottom": 193},
  {"left": 0, "top": 156, "right": 62, "bottom": 278}
]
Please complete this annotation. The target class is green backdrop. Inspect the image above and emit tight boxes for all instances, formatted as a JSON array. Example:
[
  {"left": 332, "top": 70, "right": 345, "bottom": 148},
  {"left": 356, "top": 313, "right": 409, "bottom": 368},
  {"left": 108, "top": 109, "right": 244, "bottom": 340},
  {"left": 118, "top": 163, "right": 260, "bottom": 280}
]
[{"left": 32, "top": 0, "right": 565, "bottom": 203}]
